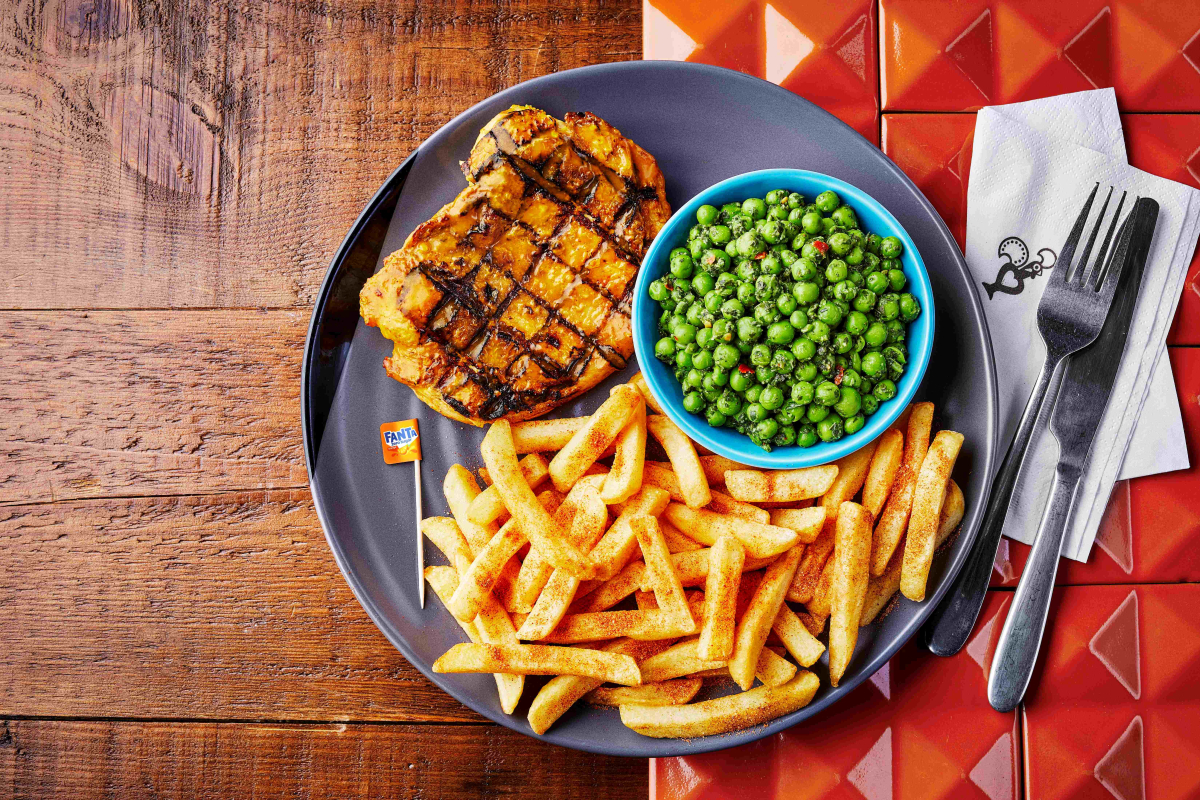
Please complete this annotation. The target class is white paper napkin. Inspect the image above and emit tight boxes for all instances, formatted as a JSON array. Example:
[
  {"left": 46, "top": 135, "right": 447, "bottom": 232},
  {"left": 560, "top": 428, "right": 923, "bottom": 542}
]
[{"left": 965, "top": 89, "right": 1200, "bottom": 562}]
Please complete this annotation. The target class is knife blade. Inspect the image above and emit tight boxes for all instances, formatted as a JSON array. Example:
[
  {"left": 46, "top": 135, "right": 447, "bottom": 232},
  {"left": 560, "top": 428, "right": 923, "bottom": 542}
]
[{"left": 1049, "top": 196, "right": 1160, "bottom": 467}]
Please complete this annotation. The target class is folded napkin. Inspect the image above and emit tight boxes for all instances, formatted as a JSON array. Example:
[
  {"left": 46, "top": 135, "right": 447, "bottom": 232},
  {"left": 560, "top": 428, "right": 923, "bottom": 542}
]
[{"left": 965, "top": 89, "right": 1200, "bottom": 562}]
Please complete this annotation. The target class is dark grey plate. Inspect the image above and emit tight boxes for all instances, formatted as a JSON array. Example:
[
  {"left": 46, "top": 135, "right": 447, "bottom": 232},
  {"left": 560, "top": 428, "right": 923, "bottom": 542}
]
[{"left": 302, "top": 61, "right": 997, "bottom": 758}]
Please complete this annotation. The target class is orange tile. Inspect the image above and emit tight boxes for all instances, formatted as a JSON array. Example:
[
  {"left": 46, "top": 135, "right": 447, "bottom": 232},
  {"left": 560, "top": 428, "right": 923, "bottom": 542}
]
[
  {"left": 643, "top": 0, "right": 880, "bottom": 143},
  {"left": 1023, "top": 584, "right": 1200, "bottom": 800},
  {"left": 881, "top": 0, "right": 1200, "bottom": 111},
  {"left": 652, "top": 593, "right": 1020, "bottom": 800},
  {"left": 882, "top": 113, "right": 974, "bottom": 249}
]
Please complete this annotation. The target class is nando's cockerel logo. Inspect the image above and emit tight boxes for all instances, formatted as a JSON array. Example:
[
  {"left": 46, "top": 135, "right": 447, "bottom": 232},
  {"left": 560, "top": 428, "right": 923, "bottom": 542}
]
[{"left": 982, "top": 236, "right": 1058, "bottom": 299}]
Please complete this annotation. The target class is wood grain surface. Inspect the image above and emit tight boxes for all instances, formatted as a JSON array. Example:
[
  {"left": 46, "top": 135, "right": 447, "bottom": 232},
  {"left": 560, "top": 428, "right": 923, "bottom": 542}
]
[
  {"left": 1, "top": 0, "right": 646, "bottom": 794},
  {"left": 0, "top": 720, "right": 647, "bottom": 798}
]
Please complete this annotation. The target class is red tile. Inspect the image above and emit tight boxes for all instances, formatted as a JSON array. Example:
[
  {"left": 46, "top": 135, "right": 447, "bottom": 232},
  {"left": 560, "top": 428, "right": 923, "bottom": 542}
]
[
  {"left": 1023, "top": 584, "right": 1200, "bottom": 800},
  {"left": 882, "top": 113, "right": 975, "bottom": 250},
  {"left": 881, "top": 0, "right": 1200, "bottom": 111},
  {"left": 991, "top": 349, "right": 1200, "bottom": 586},
  {"left": 652, "top": 593, "right": 1020, "bottom": 800},
  {"left": 643, "top": 0, "right": 880, "bottom": 143}
]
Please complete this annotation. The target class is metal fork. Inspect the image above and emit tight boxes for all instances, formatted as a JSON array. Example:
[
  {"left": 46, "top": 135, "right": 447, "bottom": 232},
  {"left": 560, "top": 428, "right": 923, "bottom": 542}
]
[{"left": 925, "top": 184, "right": 1129, "bottom": 656}]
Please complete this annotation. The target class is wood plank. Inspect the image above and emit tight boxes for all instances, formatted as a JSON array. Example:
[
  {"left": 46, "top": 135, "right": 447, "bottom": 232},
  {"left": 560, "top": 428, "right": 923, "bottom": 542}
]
[
  {"left": 0, "top": 489, "right": 478, "bottom": 721},
  {"left": 0, "top": 0, "right": 641, "bottom": 310},
  {"left": 0, "top": 310, "right": 307, "bottom": 504},
  {"left": 0, "top": 720, "right": 647, "bottom": 798}
]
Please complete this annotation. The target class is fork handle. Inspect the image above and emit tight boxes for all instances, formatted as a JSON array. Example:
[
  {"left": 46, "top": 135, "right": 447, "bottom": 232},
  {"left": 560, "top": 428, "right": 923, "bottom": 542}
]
[
  {"left": 924, "top": 353, "right": 1065, "bottom": 656},
  {"left": 988, "top": 463, "right": 1082, "bottom": 711}
]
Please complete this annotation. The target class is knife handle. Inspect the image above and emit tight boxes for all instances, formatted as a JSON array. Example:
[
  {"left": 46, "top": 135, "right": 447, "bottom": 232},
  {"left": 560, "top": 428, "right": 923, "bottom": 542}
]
[
  {"left": 924, "top": 354, "right": 1066, "bottom": 656},
  {"left": 987, "top": 463, "right": 1082, "bottom": 712}
]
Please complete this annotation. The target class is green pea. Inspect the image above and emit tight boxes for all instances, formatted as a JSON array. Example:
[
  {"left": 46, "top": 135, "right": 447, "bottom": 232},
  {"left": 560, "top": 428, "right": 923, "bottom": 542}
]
[
  {"left": 795, "top": 282, "right": 820, "bottom": 305},
  {"left": 654, "top": 337, "right": 676, "bottom": 361},
  {"left": 755, "top": 365, "right": 776, "bottom": 385},
  {"left": 879, "top": 236, "right": 904, "bottom": 259},
  {"left": 861, "top": 350, "right": 886, "bottom": 377},
  {"left": 713, "top": 343, "right": 740, "bottom": 370},
  {"left": 770, "top": 348, "right": 796, "bottom": 375},
  {"left": 801, "top": 211, "right": 823, "bottom": 235},
  {"left": 737, "top": 317, "right": 763, "bottom": 342},
  {"left": 759, "top": 253, "right": 782, "bottom": 276},
  {"left": 841, "top": 368, "right": 862, "bottom": 389},
  {"left": 685, "top": 369, "right": 704, "bottom": 388},
  {"left": 708, "top": 224, "right": 732, "bottom": 245},
  {"left": 776, "top": 293, "right": 797, "bottom": 316},
  {"left": 755, "top": 275, "right": 779, "bottom": 302},
  {"left": 719, "top": 298, "right": 744, "bottom": 320},
  {"left": 760, "top": 385, "right": 784, "bottom": 411},
  {"left": 873, "top": 379, "right": 897, "bottom": 401},
  {"left": 753, "top": 302, "right": 779, "bottom": 326},
  {"left": 791, "top": 337, "right": 817, "bottom": 361},
  {"left": 766, "top": 320, "right": 795, "bottom": 345},
  {"left": 864, "top": 233, "right": 882, "bottom": 254},
  {"left": 773, "top": 423, "right": 798, "bottom": 447},
  {"left": 704, "top": 407, "right": 725, "bottom": 427},
  {"left": 825, "top": 260, "right": 848, "bottom": 282},
  {"left": 786, "top": 192, "right": 804, "bottom": 209},
  {"left": 844, "top": 413, "right": 865, "bottom": 434},
  {"left": 673, "top": 322, "right": 697, "bottom": 345},
  {"left": 834, "top": 387, "right": 861, "bottom": 418},
  {"left": 711, "top": 367, "right": 729, "bottom": 386},
  {"left": 760, "top": 220, "right": 785, "bottom": 245},
  {"left": 812, "top": 380, "right": 837, "bottom": 406},
  {"left": 864, "top": 322, "right": 888, "bottom": 347},
  {"left": 696, "top": 204, "right": 719, "bottom": 226},
  {"left": 804, "top": 320, "right": 831, "bottom": 343},
  {"left": 692, "top": 349, "right": 714, "bottom": 371},
  {"left": 685, "top": 304, "right": 704, "bottom": 326},
  {"left": 736, "top": 231, "right": 765, "bottom": 258},
  {"left": 736, "top": 281, "right": 756, "bottom": 304},
  {"left": 725, "top": 240, "right": 740, "bottom": 258},
  {"left": 797, "top": 425, "right": 818, "bottom": 447},
  {"left": 717, "top": 391, "right": 742, "bottom": 415},
  {"left": 845, "top": 246, "right": 865, "bottom": 266},
  {"left": 888, "top": 269, "right": 907, "bottom": 292},
  {"left": 832, "top": 280, "right": 858, "bottom": 303},
  {"left": 750, "top": 343, "right": 772, "bottom": 366},
  {"left": 816, "top": 415, "right": 844, "bottom": 442},
  {"left": 729, "top": 369, "right": 751, "bottom": 393},
  {"left": 899, "top": 293, "right": 921, "bottom": 322},
  {"left": 746, "top": 402, "right": 768, "bottom": 423},
  {"left": 831, "top": 205, "right": 858, "bottom": 229},
  {"left": 683, "top": 390, "right": 705, "bottom": 413},
  {"left": 712, "top": 318, "right": 734, "bottom": 342},
  {"left": 853, "top": 289, "right": 877, "bottom": 313},
  {"left": 789, "top": 309, "right": 809, "bottom": 329},
  {"left": 832, "top": 332, "right": 853, "bottom": 354},
  {"left": 821, "top": 217, "right": 837, "bottom": 235},
  {"left": 876, "top": 293, "right": 900, "bottom": 321},
  {"left": 791, "top": 232, "right": 810, "bottom": 252},
  {"left": 787, "top": 207, "right": 804, "bottom": 223},
  {"left": 791, "top": 380, "right": 814, "bottom": 404},
  {"left": 828, "top": 232, "right": 853, "bottom": 256},
  {"left": 861, "top": 394, "right": 879, "bottom": 415},
  {"left": 736, "top": 340, "right": 753, "bottom": 356},
  {"left": 694, "top": 327, "right": 712, "bottom": 351},
  {"left": 744, "top": 383, "right": 763, "bottom": 402},
  {"left": 815, "top": 301, "right": 844, "bottom": 328},
  {"left": 843, "top": 310, "right": 869, "bottom": 336},
  {"left": 807, "top": 404, "right": 830, "bottom": 423},
  {"left": 865, "top": 272, "right": 889, "bottom": 294},
  {"left": 688, "top": 238, "right": 707, "bottom": 260},
  {"left": 815, "top": 190, "right": 841, "bottom": 213},
  {"left": 768, "top": 204, "right": 789, "bottom": 221},
  {"left": 755, "top": 418, "right": 779, "bottom": 440},
  {"left": 698, "top": 249, "right": 730, "bottom": 275},
  {"left": 742, "top": 197, "right": 768, "bottom": 221},
  {"left": 886, "top": 319, "right": 906, "bottom": 344}
]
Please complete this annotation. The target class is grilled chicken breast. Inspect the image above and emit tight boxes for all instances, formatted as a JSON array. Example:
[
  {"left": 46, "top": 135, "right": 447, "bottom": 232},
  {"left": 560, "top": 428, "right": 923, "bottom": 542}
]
[{"left": 360, "top": 106, "right": 670, "bottom": 426}]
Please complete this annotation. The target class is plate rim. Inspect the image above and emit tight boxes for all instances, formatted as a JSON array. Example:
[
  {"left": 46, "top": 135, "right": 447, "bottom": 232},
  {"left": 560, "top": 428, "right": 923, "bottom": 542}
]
[{"left": 301, "top": 60, "right": 999, "bottom": 758}]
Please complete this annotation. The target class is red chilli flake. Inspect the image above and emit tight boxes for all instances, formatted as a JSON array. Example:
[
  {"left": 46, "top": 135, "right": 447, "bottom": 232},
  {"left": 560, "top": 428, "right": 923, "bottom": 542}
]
[
  {"left": 738, "top": 364, "right": 753, "bottom": 374},
  {"left": 833, "top": 364, "right": 845, "bottom": 385},
  {"left": 754, "top": 252, "right": 766, "bottom": 260},
  {"left": 812, "top": 240, "right": 829, "bottom": 255}
]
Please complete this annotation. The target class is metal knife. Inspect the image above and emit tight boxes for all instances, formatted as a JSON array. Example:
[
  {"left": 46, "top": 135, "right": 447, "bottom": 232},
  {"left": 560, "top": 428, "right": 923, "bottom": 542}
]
[{"left": 987, "top": 196, "right": 1160, "bottom": 712}]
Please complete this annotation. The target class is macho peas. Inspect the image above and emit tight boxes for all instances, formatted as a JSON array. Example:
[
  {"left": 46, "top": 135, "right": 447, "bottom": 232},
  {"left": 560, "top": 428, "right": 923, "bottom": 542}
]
[{"left": 650, "top": 188, "right": 922, "bottom": 450}]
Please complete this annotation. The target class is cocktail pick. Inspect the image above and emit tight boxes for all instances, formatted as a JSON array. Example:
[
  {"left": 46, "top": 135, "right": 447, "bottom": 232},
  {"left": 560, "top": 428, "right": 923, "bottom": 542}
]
[{"left": 380, "top": 419, "right": 424, "bottom": 607}]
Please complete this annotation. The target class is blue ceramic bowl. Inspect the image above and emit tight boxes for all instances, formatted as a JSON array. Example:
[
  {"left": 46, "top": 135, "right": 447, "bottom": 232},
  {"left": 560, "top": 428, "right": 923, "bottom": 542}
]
[{"left": 633, "top": 169, "right": 935, "bottom": 468}]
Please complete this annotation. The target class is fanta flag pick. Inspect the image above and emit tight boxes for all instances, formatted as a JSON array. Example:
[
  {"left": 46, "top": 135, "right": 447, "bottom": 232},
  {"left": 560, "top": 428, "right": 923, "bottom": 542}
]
[{"left": 380, "top": 420, "right": 424, "bottom": 608}]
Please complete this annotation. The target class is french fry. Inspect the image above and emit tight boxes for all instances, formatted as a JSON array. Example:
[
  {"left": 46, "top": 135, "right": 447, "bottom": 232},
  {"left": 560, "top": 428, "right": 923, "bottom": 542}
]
[
  {"left": 629, "top": 372, "right": 665, "bottom": 415},
  {"left": 660, "top": 520, "right": 705, "bottom": 553},
  {"left": 708, "top": 491, "right": 770, "bottom": 524},
  {"left": 639, "top": 638, "right": 728, "bottom": 683},
  {"left": 667, "top": 547, "right": 778, "bottom": 588},
  {"left": 471, "top": 588, "right": 528, "bottom": 713},
  {"left": 525, "top": 638, "right": 669, "bottom": 735},
  {"left": 698, "top": 454, "right": 749, "bottom": 486},
  {"left": 634, "top": 590, "right": 659, "bottom": 610},
  {"left": 571, "top": 561, "right": 645, "bottom": 613},
  {"left": 425, "top": 566, "right": 525, "bottom": 713},
  {"left": 828, "top": 501, "right": 873, "bottom": 686},
  {"left": 586, "top": 485, "right": 671, "bottom": 581},
  {"left": 870, "top": 402, "right": 935, "bottom": 575},
  {"left": 805, "top": 559, "right": 835, "bottom": 619},
  {"left": 697, "top": 535, "right": 744, "bottom": 661},
  {"left": 862, "top": 428, "right": 904, "bottom": 519},
  {"left": 482, "top": 421, "right": 591, "bottom": 578},
  {"left": 900, "top": 430, "right": 965, "bottom": 601},
  {"left": 724, "top": 465, "right": 839, "bottom": 503},
  {"left": 538, "top": 603, "right": 703, "bottom": 644},
  {"left": 862, "top": 480, "right": 964, "bottom": 625},
  {"left": 600, "top": 399, "right": 647, "bottom": 504},
  {"left": 447, "top": 517, "right": 526, "bottom": 622},
  {"left": 420, "top": 517, "right": 475, "bottom": 570},
  {"left": 787, "top": 441, "right": 878, "bottom": 603},
  {"left": 646, "top": 415, "right": 712, "bottom": 508},
  {"left": 729, "top": 545, "right": 804, "bottom": 690},
  {"left": 755, "top": 645, "right": 799, "bottom": 687},
  {"left": 434, "top": 643, "right": 641, "bottom": 685},
  {"left": 797, "top": 609, "right": 827, "bottom": 636},
  {"left": 768, "top": 506, "right": 827, "bottom": 544},
  {"left": 511, "top": 417, "right": 588, "bottom": 453},
  {"left": 663, "top": 503, "right": 798, "bottom": 559},
  {"left": 585, "top": 677, "right": 702, "bottom": 707},
  {"left": 772, "top": 604, "right": 826, "bottom": 667},
  {"left": 632, "top": 515, "right": 694, "bottom": 629},
  {"left": 443, "top": 464, "right": 499, "bottom": 556},
  {"left": 549, "top": 385, "right": 642, "bottom": 491},
  {"left": 467, "top": 454, "right": 550, "bottom": 526},
  {"left": 619, "top": 672, "right": 820, "bottom": 738}
]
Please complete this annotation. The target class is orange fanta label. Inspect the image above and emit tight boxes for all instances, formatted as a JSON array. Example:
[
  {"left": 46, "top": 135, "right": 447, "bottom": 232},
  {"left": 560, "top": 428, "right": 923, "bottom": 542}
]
[{"left": 380, "top": 419, "right": 422, "bottom": 463}]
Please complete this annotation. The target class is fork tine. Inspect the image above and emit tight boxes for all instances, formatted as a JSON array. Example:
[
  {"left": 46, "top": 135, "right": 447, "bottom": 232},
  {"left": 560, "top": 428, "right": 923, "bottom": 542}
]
[
  {"left": 1075, "top": 186, "right": 1114, "bottom": 283},
  {"left": 1087, "top": 190, "right": 1127, "bottom": 288},
  {"left": 1097, "top": 203, "right": 1137, "bottom": 300},
  {"left": 1051, "top": 183, "right": 1099, "bottom": 286}
]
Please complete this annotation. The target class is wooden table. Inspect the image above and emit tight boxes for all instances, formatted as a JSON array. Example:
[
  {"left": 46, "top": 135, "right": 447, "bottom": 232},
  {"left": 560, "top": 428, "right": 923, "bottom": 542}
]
[{"left": 0, "top": 1, "right": 648, "bottom": 795}]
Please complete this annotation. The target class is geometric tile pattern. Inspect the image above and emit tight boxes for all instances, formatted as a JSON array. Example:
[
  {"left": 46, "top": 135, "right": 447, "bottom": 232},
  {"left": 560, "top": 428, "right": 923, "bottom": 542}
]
[
  {"left": 644, "top": 0, "right": 881, "bottom": 142},
  {"left": 880, "top": 0, "right": 1200, "bottom": 111},
  {"left": 651, "top": 593, "right": 1021, "bottom": 799},
  {"left": 649, "top": 5, "right": 1200, "bottom": 797},
  {"left": 880, "top": 113, "right": 1200, "bottom": 343}
]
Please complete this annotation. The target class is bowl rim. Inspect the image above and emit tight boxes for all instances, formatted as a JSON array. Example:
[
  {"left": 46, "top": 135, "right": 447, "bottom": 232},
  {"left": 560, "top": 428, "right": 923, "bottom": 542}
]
[{"left": 632, "top": 167, "right": 935, "bottom": 468}]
